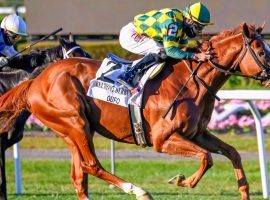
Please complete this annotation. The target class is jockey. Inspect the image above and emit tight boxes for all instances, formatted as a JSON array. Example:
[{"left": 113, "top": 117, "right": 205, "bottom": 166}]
[
  {"left": 116, "top": 2, "right": 213, "bottom": 90},
  {"left": 0, "top": 14, "right": 27, "bottom": 68}
]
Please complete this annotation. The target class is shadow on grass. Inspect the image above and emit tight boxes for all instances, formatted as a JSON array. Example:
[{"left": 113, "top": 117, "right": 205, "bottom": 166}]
[
  {"left": 9, "top": 193, "right": 75, "bottom": 196},
  {"left": 8, "top": 192, "right": 127, "bottom": 197},
  {"left": 8, "top": 191, "right": 262, "bottom": 199}
]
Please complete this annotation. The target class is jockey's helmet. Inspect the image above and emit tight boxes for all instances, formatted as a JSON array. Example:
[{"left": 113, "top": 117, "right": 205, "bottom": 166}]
[
  {"left": 1, "top": 14, "right": 27, "bottom": 36},
  {"left": 183, "top": 2, "right": 213, "bottom": 26}
]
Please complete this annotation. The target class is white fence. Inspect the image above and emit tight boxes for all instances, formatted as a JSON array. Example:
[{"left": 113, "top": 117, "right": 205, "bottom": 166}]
[
  {"left": 13, "top": 90, "right": 269, "bottom": 198},
  {"left": 0, "top": 7, "right": 25, "bottom": 14},
  {"left": 216, "top": 90, "right": 269, "bottom": 199}
]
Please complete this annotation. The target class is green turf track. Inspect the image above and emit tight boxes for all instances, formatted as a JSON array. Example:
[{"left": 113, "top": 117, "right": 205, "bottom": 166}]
[{"left": 5, "top": 159, "right": 269, "bottom": 200}]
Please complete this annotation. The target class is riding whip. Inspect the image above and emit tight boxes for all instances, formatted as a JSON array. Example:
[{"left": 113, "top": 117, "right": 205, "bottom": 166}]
[
  {"left": 8, "top": 27, "right": 63, "bottom": 61},
  {"left": 162, "top": 61, "right": 202, "bottom": 119},
  {"left": 162, "top": 46, "right": 213, "bottom": 119}
]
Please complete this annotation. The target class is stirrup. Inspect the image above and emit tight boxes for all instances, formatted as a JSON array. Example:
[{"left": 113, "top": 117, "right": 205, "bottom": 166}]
[{"left": 116, "top": 78, "right": 134, "bottom": 90}]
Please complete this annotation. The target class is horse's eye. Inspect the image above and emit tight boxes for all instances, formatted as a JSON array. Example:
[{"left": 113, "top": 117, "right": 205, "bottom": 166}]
[{"left": 258, "top": 51, "right": 265, "bottom": 57}]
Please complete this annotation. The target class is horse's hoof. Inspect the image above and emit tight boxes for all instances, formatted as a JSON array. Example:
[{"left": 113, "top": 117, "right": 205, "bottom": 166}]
[
  {"left": 137, "top": 192, "right": 154, "bottom": 200},
  {"left": 168, "top": 174, "right": 186, "bottom": 186}
]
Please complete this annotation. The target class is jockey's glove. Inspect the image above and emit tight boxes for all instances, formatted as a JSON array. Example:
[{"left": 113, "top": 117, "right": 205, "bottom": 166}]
[{"left": 0, "top": 57, "right": 9, "bottom": 68}]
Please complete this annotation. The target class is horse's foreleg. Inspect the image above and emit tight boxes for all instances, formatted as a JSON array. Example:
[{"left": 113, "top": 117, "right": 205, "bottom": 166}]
[
  {"left": 153, "top": 131, "right": 213, "bottom": 188},
  {"left": 192, "top": 130, "right": 249, "bottom": 200}
]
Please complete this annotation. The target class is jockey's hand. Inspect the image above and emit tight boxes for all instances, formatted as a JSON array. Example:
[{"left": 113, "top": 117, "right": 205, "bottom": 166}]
[
  {"left": 0, "top": 57, "right": 9, "bottom": 68},
  {"left": 193, "top": 52, "right": 212, "bottom": 62}
]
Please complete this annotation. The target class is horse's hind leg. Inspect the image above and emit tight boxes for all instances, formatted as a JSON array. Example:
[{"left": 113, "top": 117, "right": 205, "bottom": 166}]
[
  {"left": 62, "top": 136, "right": 88, "bottom": 199},
  {"left": 32, "top": 72, "right": 152, "bottom": 200},
  {"left": 65, "top": 122, "right": 152, "bottom": 200},
  {"left": 192, "top": 130, "right": 249, "bottom": 200},
  {"left": 153, "top": 131, "right": 213, "bottom": 188},
  {"left": 69, "top": 100, "right": 153, "bottom": 200}
]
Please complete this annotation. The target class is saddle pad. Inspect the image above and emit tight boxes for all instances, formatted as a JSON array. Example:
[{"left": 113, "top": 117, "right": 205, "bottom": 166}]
[
  {"left": 87, "top": 79, "right": 131, "bottom": 107},
  {"left": 88, "top": 62, "right": 165, "bottom": 108},
  {"left": 96, "top": 58, "right": 128, "bottom": 82}
]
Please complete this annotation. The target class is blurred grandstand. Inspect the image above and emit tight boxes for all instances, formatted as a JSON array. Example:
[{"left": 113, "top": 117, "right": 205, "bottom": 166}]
[{"left": 24, "top": 0, "right": 270, "bottom": 39}]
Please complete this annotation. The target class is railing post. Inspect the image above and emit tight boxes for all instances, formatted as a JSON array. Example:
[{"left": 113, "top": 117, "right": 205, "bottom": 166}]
[
  {"left": 111, "top": 140, "right": 115, "bottom": 175},
  {"left": 13, "top": 143, "right": 22, "bottom": 195},
  {"left": 109, "top": 140, "right": 115, "bottom": 189},
  {"left": 247, "top": 100, "right": 269, "bottom": 199}
]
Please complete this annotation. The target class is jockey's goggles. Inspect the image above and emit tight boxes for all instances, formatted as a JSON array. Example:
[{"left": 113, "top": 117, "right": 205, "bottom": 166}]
[
  {"left": 6, "top": 30, "right": 21, "bottom": 41},
  {"left": 192, "top": 21, "right": 205, "bottom": 31}
]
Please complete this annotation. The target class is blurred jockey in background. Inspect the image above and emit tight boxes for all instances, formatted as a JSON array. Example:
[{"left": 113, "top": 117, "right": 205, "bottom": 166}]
[
  {"left": 117, "top": 2, "right": 213, "bottom": 90},
  {"left": 0, "top": 14, "right": 27, "bottom": 67}
]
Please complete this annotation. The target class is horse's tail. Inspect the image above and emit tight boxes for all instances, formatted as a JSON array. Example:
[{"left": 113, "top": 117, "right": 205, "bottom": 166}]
[{"left": 0, "top": 80, "right": 32, "bottom": 133}]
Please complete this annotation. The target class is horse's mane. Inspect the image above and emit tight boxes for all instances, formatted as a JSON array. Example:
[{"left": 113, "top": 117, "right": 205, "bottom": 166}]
[
  {"left": 38, "top": 46, "right": 63, "bottom": 63},
  {"left": 0, "top": 44, "right": 65, "bottom": 91},
  {"left": 209, "top": 23, "right": 256, "bottom": 44},
  {"left": 1, "top": 45, "right": 64, "bottom": 75},
  {"left": 188, "top": 23, "right": 256, "bottom": 52}
]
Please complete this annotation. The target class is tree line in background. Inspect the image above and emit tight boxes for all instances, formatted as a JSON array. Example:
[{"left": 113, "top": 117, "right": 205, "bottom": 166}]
[{"left": 0, "top": 0, "right": 23, "bottom": 7}]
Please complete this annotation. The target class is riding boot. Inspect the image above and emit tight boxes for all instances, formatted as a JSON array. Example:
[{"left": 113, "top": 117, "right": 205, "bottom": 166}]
[{"left": 116, "top": 53, "right": 159, "bottom": 90}]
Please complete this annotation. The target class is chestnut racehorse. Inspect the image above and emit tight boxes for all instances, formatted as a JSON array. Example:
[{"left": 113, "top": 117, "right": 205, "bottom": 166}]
[{"left": 0, "top": 23, "right": 269, "bottom": 200}]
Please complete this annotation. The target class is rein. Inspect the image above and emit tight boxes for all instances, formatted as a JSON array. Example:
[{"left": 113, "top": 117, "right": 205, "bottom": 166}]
[
  {"left": 162, "top": 33, "right": 270, "bottom": 119},
  {"left": 162, "top": 61, "right": 202, "bottom": 118}
]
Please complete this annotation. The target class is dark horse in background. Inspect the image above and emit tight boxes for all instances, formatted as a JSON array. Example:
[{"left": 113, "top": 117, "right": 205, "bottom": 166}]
[
  {"left": 0, "top": 23, "right": 268, "bottom": 200},
  {"left": 0, "top": 34, "right": 91, "bottom": 200}
]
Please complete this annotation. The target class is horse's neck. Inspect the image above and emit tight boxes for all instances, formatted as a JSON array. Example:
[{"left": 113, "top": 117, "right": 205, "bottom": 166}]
[
  {"left": 42, "top": 46, "right": 63, "bottom": 64},
  {"left": 190, "top": 34, "right": 243, "bottom": 93},
  {"left": 160, "top": 38, "right": 243, "bottom": 102},
  {"left": 212, "top": 33, "right": 243, "bottom": 66},
  {"left": 0, "top": 46, "right": 64, "bottom": 94}
]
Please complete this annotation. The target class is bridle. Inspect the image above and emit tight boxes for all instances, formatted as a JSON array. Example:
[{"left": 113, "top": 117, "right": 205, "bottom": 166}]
[
  {"left": 208, "top": 33, "right": 270, "bottom": 81},
  {"left": 62, "top": 45, "right": 82, "bottom": 59},
  {"left": 163, "top": 31, "right": 270, "bottom": 118}
]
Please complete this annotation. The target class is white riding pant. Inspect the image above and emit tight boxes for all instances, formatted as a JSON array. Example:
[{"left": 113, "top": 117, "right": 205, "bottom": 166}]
[{"left": 119, "top": 22, "right": 165, "bottom": 56}]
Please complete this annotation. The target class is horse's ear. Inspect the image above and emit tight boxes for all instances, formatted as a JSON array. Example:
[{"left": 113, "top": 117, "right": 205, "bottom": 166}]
[
  {"left": 243, "top": 23, "right": 251, "bottom": 38},
  {"left": 58, "top": 37, "right": 65, "bottom": 46},
  {"left": 256, "top": 21, "right": 265, "bottom": 34},
  {"left": 69, "top": 33, "right": 76, "bottom": 43}
]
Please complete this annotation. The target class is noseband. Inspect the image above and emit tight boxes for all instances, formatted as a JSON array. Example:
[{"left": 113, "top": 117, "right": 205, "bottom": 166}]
[
  {"left": 208, "top": 33, "right": 270, "bottom": 81},
  {"left": 62, "top": 46, "right": 82, "bottom": 59}
]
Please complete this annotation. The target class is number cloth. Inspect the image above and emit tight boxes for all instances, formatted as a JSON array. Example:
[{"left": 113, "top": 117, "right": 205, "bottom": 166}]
[{"left": 133, "top": 8, "right": 194, "bottom": 59}]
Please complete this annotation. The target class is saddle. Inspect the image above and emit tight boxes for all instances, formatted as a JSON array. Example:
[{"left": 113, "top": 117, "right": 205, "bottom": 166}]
[
  {"left": 87, "top": 53, "right": 165, "bottom": 147},
  {"left": 96, "top": 53, "right": 164, "bottom": 87}
]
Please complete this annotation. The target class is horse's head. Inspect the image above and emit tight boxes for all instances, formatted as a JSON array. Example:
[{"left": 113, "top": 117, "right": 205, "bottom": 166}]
[
  {"left": 59, "top": 33, "right": 92, "bottom": 59},
  {"left": 237, "top": 23, "right": 270, "bottom": 86},
  {"left": 209, "top": 23, "right": 270, "bottom": 87}
]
